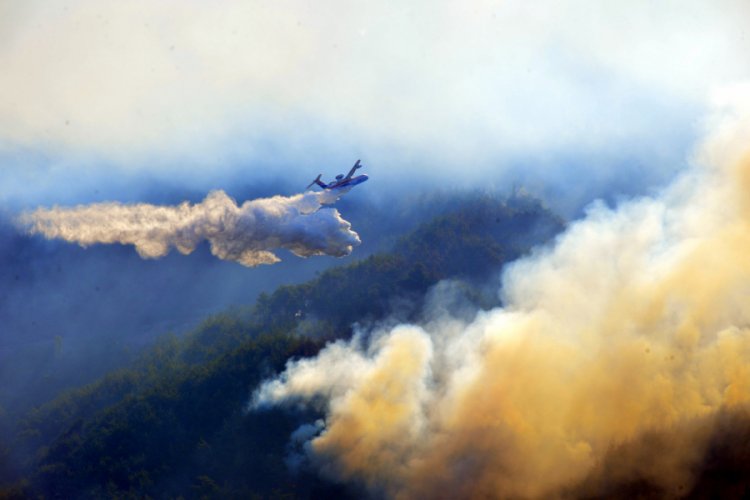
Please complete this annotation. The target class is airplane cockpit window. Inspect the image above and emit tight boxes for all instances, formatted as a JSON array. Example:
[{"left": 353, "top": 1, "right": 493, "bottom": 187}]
[{"left": 336, "top": 174, "right": 344, "bottom": 180}]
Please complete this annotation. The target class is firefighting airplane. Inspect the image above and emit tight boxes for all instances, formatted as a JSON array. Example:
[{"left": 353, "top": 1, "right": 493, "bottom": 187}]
[{"left": 306, "top": 160, "right": 369, "bottom": 192}]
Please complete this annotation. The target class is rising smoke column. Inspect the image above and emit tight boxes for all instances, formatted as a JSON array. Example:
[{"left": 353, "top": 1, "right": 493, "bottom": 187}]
[
  {"left": 20, "top": 189, "right": 359, "bottom": 266},
  {"left": 254, "top": 90, "right": 750, "bottom": 498}
]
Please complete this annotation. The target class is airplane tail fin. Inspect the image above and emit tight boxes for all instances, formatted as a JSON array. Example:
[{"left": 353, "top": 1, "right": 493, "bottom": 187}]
[{"left": 306, "top": 174, "right": 323, "bottom": 190}]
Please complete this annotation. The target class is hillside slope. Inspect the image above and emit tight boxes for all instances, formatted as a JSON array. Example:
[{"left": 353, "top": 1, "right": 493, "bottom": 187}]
[{"left": 1, "top": 193, "right": 564, "bottom": 498}]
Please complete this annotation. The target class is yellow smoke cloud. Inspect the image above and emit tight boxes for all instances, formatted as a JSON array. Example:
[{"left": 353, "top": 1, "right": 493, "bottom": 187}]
[{"left": 254, "top": 94, "right": 750, "bottom": 498}]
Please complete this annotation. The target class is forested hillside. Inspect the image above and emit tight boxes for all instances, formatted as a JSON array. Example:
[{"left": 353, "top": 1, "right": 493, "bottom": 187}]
[{"left": 0, "top": 194, "right": 564, "bottom": 498}]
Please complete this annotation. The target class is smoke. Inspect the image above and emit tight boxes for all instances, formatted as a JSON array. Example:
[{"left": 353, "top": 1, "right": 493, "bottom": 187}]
[
  {"left": 253, "top": 91, "right": 750, "bottom": 498},
  {"left": 3, "top": 0, "right": 747, "bottom": 211},
  {"left": 19, "top": 189, "right": 359, "bottom": 267}
]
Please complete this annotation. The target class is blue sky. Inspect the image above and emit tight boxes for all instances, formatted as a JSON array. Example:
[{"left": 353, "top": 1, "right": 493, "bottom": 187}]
[{"left": 1, "top": 0, "right": 749, "bottom": 210}]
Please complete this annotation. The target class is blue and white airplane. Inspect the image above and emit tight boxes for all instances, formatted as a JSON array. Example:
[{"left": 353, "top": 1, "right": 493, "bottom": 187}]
[{"left": 306, "top": 160, "right": 369, "bottom": 192}]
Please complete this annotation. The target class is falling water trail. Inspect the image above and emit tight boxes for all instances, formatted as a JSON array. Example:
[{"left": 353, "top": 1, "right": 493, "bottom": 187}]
[{"left": 20, "top": 189, "right": 358, "bottom": 266}]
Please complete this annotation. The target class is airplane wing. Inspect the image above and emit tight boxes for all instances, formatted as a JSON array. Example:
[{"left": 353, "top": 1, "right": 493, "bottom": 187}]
[{"left": 343, "top": 159, "right": 362, "bottom": 180}]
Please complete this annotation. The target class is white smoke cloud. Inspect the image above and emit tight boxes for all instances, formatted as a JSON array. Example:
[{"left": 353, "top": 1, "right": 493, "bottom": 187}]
[
  {"left": 20, "top": 189, "right": 359, "bottom": 266},
  {"left": 253, "top": 93, "right": 750, "bottom": 497},
  {"left": 1, "top": 0, "right": 748, "bottom": 183}
]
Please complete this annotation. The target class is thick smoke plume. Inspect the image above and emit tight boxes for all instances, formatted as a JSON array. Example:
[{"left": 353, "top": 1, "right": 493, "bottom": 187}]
[
  {"left": 254, "top": 91, "right": 750, "bottom": 498},
  {"left": 20, "top": 190, "right": 359, "bottom": 266}
]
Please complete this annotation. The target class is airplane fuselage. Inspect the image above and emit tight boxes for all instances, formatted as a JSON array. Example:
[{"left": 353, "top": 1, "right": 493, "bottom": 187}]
[{"left": 324, "top": 174, "right": 369, "bottom": 190}]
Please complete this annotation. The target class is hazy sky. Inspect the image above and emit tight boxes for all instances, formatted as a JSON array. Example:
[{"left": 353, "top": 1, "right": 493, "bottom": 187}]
[{"left": 1, "top": 0, "right": 749, "bottom": 207}]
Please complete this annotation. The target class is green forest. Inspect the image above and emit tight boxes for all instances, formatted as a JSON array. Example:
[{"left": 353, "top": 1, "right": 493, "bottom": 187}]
[{"left": 0, "top": 194, "right": 564, "bottom": 498}]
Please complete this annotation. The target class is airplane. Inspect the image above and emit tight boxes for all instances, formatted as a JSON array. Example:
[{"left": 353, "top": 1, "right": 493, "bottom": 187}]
[{"left": 306, "top": 159, "right": 369, "bottom": 192}]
